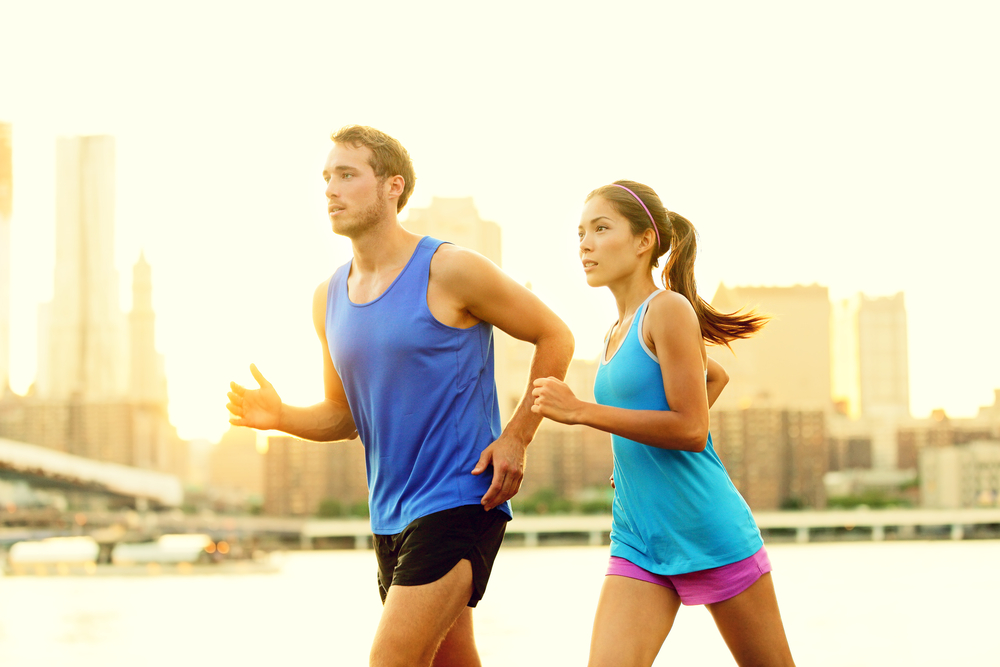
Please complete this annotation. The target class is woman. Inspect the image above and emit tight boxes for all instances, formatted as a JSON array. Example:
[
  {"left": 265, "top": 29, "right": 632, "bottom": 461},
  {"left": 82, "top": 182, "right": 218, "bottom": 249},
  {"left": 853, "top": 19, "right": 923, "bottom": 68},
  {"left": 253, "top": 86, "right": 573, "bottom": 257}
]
[{"left": 531, "top": 181, "right": 795, "bottom": 666}]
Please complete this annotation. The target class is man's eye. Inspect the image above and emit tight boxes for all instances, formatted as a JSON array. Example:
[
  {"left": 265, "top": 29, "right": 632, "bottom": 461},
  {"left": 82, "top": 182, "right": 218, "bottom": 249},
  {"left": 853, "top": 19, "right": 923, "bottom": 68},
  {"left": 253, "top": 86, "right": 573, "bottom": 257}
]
[{"left": 342, "top": 173, "right": 353, "bottom": 180}]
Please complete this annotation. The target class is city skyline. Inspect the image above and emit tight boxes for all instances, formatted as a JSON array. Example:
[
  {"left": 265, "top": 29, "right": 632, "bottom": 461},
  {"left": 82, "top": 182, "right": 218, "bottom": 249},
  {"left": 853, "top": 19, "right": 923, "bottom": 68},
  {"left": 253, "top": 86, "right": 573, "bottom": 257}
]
[{"left": 2, "top": 3, "right": 999, "bottom": 441}]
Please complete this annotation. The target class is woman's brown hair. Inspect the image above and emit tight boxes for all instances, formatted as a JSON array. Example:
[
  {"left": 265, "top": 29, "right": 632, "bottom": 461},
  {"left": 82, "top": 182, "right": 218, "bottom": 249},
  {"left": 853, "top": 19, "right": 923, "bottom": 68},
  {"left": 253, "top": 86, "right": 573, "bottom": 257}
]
[{"left": 586, "top": 180, "right": 768, "bottom": 347}]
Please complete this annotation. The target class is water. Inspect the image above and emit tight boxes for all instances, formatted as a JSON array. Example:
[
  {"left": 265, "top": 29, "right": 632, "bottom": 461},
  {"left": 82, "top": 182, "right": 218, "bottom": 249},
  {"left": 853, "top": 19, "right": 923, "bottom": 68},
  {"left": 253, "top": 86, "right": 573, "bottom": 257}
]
[{"left": 0, "top": 540, "right": 997, "bottom": 666}]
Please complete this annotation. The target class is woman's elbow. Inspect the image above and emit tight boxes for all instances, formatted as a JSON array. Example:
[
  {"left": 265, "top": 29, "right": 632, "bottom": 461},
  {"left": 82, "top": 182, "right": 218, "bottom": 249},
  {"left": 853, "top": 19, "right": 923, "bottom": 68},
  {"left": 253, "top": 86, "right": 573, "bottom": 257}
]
[{"left": 683, "top": 421, "right": 709, "bottom": 452}]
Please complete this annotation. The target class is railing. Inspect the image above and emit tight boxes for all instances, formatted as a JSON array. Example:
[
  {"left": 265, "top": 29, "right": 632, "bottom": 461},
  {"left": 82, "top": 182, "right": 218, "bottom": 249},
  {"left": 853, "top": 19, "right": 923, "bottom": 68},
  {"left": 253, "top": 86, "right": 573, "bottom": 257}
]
[{"left": 299, "top": 508, "right": 1000, "bottom": 548}]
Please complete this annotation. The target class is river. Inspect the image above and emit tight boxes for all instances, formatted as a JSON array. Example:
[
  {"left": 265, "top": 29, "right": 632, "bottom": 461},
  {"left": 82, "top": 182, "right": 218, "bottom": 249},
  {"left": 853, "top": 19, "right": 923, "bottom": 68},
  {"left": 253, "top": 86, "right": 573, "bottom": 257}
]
[{"left": 0, "top": 539, "right": 996, "bottom": 666}]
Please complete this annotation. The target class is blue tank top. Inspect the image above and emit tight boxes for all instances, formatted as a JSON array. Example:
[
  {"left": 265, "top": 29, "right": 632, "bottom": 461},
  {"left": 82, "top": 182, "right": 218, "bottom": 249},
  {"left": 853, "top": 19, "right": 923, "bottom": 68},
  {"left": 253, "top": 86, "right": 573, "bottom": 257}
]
[
  {"left": 594, "top": 290, "right": 762, "bottom": 575},
  {"left": 325, "top": 236, "right": 510, "bottom": 534}
]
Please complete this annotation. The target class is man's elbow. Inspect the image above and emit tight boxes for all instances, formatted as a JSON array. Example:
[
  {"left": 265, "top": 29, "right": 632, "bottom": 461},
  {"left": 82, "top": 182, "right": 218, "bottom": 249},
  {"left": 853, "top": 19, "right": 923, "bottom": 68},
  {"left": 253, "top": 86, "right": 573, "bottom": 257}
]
[
  {"left": 538, "top": 320, "right": 575, "bottom": 361},
  {"left": 560, "top": 324, "right": 576, "bottom": 358}
]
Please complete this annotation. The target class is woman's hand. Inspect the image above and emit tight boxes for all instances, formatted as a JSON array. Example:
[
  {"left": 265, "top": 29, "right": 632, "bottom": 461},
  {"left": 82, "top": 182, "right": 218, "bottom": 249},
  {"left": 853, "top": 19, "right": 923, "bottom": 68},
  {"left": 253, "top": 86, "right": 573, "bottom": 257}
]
[{"left": 531, "top": 377, "right": 585, "bottom": 425}]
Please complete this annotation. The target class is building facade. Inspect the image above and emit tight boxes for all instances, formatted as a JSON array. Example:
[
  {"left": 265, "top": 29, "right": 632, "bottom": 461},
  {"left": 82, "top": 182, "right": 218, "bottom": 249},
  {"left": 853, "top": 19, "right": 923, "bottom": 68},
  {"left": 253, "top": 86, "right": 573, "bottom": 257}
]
[
  {"left": 263, "top": 436, "right": 367, "bottom": 516},
  {"left": 0, "top": 122, "right": 11, "bottom": 391},
  {"left": 0, "top": 396, "right": 186, "bottom": 478},
  {"left": 38, "top": 135, "right": 127, "bottom": 400},
  {"left": 129, "top": 253, "right": 167, "bottom": 405},
  {"left": 921, "top": 441, "right": 1000, "bottom": 508},
  {"left": 710, "top": 407, "right": 828, "bottom": 510},
  {"left": 709, "top": 284, "right": 832, "bottom": 413}
]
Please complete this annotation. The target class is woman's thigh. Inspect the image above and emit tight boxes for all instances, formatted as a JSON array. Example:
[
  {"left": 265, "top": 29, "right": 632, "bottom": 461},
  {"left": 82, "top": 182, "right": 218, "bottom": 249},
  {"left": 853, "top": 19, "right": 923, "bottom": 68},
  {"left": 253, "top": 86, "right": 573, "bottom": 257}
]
[
  {"left": 705, "top": 572, "right": 795, "bottom": 666},
  {"left": 588, "top": 575, "right": 682, "bottom": 667}
]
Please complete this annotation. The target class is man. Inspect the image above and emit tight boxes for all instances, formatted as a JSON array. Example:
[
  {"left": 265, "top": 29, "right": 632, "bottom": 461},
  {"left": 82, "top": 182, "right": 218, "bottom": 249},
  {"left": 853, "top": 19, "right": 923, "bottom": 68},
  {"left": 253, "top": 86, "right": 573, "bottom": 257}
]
[{"left": 227, "top": 125, "right": 574, "bottom": 666}]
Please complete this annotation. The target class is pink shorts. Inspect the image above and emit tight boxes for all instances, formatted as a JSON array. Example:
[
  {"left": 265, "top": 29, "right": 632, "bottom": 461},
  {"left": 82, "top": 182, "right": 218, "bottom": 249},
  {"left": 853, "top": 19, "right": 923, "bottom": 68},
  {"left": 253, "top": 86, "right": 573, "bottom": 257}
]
[{"left": 606, "top": 547, "right": 772, "bottom": 606}]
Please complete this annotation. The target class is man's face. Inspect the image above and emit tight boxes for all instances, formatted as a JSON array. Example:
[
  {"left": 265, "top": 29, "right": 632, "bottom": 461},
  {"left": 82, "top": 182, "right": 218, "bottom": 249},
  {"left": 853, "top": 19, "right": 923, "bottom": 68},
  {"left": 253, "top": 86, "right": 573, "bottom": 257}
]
[{"left": 322, "top": 142, "right": 387, "bottom": 237}]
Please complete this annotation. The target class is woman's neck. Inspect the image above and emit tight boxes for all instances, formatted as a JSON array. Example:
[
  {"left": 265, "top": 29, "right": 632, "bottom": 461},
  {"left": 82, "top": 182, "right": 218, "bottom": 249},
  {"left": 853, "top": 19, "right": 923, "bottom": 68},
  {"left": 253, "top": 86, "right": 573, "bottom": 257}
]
[{"left": 608, "top": 274, "right": 660, "bottom": 324}]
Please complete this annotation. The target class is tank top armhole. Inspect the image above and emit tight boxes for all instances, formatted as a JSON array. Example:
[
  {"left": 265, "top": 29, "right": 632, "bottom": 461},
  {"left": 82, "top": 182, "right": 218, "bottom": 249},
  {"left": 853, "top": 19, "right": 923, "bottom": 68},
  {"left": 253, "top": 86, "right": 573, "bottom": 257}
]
[{"left": 636, "top": 290, "right": 665, "bottom": 363}]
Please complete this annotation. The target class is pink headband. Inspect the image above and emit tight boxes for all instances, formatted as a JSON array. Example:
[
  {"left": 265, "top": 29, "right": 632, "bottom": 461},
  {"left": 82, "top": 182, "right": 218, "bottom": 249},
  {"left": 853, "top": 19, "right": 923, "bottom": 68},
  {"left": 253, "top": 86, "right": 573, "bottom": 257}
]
[{"left": 609, "top": 183, "right": 661, "bottom": 248}]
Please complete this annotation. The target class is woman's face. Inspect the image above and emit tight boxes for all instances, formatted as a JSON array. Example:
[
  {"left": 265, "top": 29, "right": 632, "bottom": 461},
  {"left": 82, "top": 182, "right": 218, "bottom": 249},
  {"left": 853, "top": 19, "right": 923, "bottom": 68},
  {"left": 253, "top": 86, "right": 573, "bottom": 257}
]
[{"left": 578, "top": 195, "right": 647, "bottom": 288}]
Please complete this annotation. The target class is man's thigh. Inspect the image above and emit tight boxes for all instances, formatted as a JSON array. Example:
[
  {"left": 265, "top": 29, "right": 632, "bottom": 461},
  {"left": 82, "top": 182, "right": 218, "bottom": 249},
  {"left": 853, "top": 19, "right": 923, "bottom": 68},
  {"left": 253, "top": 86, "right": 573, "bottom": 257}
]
[{"left": 371, "top": 558, "right": 474, "bottom": 667}]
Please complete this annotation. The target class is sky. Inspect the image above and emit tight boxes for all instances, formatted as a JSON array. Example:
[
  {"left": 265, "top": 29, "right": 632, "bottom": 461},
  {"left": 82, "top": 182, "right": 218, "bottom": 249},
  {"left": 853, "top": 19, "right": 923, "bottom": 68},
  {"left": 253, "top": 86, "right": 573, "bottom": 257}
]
[{"left": 1, "top": 1, "right": 998, "bottom": 442}]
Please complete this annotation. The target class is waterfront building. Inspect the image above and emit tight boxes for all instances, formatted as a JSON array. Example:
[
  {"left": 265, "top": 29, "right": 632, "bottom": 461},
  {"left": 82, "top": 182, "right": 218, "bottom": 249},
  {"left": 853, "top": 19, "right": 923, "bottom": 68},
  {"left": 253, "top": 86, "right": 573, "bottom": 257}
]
[
  {"left": 403, "top": 196, "right": 501, "bottom": 267},
  {"left": 0, "top": 396, "right": 186, "bottom": 477},
  {"left": 209, "top": 426, "right": 263, "bottom": 500},
  {"left": 129, "top": 253, "right": 167, "bottom": 405},
  {"left": 921, "top": 440, "right": 1000, "bottom": 508},
  {"left": 1, "top": 134, "right": 186, "bottom": 480},
  {"left": 0, "top": 122, "right": 11, "bottom": 392},
  {"left": 710, "top": 407, "right": 827, "bottom": 510},
  {"left": 858, "top": 292, "right": 910, "bottom": 419},
  {"left": 37, "top": 135, "right": 128, "bottom": 400},
  {"left": 264, "top": 435, "right": 367, "bottom": 516},
  {"left": 709, "top": 283, "right": 832, "bottom": 413}
]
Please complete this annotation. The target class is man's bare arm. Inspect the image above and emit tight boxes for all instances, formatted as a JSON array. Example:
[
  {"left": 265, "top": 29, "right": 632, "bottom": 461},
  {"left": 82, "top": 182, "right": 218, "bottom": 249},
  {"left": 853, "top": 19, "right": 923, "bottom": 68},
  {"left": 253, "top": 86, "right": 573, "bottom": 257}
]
[
  {"left": 226, "top": 279, "right": 357, "bottom": 442},
  {"left": 431, "top": 246, "right": 574, "bottom": 511}
]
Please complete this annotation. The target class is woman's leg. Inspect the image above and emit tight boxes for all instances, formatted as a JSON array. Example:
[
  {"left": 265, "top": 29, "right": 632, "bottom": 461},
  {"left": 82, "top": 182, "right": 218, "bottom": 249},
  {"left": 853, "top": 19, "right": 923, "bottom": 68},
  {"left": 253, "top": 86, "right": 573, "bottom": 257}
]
[
  {"left": 705, "top": 572, "right": 795, "bottom": 666},
  {"left": 588, "top": 575, "right": 682, "bottom": 667}
]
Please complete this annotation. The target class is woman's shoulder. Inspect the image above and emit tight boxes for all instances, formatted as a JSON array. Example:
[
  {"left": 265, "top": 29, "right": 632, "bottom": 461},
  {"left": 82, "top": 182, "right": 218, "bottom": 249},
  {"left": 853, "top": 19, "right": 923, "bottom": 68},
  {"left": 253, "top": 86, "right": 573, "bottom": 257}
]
[
  {"left": 646, "top": 289, "right": 696, "bottom": 318},
  {"left": 643, "top": 289, "right": 700, "bottom": 336}
]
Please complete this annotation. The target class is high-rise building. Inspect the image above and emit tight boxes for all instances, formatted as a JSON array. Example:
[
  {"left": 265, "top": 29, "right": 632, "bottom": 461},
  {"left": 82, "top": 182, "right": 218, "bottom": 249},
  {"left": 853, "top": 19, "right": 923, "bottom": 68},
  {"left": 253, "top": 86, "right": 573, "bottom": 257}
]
[
  {"left": 709, "top": 283, "right": 832, "bottom": 412},
  {"left": 711, "top": 407, "right": 827, "bottom": 510},
  {"left": 264, "top": 435, "right": 367, "bottom": 516},
  {"left": 920, "top": 441, "right": 1000, "bottom": 509},
  {"left": 404, "top": 197, "right": 501, "bottom": 266},
  {"left": 0, "top": 122, "right": 11, "bottom": 391},
  {"left": 830, "top": 296, "right": 861, "bottom": 417},
  {"left": 209, "top": 426, "right": 263, "bottom": 499},
  {"left": 38, "top": 135, "right": 127, "bottom": 400},
  {"left": 858, "top": 292, "right": 910, "bottom": 419},
  {"left": 129, "top": 252, "right": 167, "bottom": 405}
]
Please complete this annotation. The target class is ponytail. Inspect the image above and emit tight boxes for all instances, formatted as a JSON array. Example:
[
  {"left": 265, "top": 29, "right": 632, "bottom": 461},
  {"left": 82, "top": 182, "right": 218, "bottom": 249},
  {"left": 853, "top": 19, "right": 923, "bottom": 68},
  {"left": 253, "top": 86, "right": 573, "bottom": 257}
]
[
  {"left": 587, "top": 180, "right": 768, "bottom": 347},
  {"left": 661, "top": 211, "right": 768, "bottom": 347}
]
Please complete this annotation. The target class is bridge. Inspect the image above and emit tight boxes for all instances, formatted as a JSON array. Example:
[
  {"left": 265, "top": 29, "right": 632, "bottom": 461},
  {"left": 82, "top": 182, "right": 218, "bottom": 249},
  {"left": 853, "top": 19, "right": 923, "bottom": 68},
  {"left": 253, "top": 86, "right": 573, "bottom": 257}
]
[{"left": 0, "top": 437, "right": 183, "bottom": 508}]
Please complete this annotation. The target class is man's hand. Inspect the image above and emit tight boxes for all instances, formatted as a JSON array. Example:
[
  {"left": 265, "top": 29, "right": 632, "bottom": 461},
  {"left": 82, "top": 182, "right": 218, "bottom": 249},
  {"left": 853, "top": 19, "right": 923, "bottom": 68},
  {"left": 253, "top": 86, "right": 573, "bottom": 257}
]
[
  {"left": 531, "top": 377, "right": 585, "bottom": 425},
  {"left": 227, "top": 364, "right": 282, "bottom": 431},
  {"left": 472, "top": 435, "right": 527, "bottom": 512}
]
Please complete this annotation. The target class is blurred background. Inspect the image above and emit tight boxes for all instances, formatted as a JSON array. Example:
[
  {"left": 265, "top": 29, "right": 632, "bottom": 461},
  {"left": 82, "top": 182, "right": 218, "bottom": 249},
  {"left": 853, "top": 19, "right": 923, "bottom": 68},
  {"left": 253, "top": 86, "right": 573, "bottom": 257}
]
[{"left": 0, "top": 1, "right": 998, "bottom": 665}]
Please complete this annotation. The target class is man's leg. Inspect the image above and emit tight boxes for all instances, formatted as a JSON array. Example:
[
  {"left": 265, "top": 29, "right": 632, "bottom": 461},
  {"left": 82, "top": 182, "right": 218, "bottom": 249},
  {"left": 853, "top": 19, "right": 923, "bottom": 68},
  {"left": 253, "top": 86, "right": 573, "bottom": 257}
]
[
  {"left": 432, "top": 606, "right": 480, "bottom": 667},
  {"left": 370, "top": 558, "right": 477, "bottom": 667}
]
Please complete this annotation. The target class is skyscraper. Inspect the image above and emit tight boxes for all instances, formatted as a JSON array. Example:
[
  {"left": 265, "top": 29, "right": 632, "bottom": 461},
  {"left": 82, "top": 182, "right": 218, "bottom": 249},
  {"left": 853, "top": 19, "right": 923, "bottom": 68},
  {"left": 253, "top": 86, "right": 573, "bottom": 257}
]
[
  {"left": 0, "top": 123, "right": 11, "bottom": 392},
  {"left": 38, "top": 135, "right": 127, "bottom": 399},
  {"left": 709, "top": 283, "right": 832, "bottom": 412},
  {"left": 857, "top": 292, "right": 910, "bottom": 419},
  {"left": 404, "top": 196, "right": 501, "bottom": 266},
  {"left": 129, "top": 252, "right": 167, "bottom": 405}
]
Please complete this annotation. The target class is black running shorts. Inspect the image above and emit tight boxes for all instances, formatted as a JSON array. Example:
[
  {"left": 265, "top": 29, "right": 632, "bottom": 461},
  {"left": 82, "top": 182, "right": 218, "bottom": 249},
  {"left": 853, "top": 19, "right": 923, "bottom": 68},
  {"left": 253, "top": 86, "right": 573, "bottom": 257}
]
[{"left": 374, "top": 504, "right": 509, "bottom": 608}]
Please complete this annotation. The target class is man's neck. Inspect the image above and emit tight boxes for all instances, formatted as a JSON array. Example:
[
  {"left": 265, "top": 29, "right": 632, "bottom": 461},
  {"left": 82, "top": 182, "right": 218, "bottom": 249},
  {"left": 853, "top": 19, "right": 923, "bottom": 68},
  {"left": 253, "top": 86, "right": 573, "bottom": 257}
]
[{"left": 349, "top": 216, "right": 420, "bottom": 274}]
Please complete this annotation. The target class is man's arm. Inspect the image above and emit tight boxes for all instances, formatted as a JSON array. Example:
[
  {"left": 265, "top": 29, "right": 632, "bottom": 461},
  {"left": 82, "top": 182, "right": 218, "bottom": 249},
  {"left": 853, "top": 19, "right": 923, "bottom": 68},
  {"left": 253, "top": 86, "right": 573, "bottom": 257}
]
[
  {"left": 429, "top": 246, "right": 574, "bottom": 512},
  {"left": 226, "top": 279, "right": 357, "bottom": 442}
]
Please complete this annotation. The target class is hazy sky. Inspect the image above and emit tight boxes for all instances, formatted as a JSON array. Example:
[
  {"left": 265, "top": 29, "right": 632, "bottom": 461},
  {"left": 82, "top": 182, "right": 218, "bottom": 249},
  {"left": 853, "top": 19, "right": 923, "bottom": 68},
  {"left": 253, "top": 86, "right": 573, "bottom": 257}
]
[{"left": 1, "top": 1, "right": 998, "bottom": 442}]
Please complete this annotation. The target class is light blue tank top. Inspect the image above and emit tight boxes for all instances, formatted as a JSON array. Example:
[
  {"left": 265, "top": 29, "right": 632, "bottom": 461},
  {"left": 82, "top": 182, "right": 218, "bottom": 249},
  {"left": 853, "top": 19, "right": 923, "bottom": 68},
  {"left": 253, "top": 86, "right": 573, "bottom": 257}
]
[
  {"left": 325, "top": 236, "right": 511, "bottom": 534},
  {"left": 594, "top": 290, "right": 762, "bottom": 575}
]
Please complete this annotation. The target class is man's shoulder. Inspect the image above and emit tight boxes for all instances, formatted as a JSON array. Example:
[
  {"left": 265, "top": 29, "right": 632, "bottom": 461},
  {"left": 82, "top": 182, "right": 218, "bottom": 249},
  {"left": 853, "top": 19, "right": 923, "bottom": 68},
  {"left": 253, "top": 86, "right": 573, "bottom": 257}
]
[{"left": 429, "top": 242, "right": 495, "bottom": 280}]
